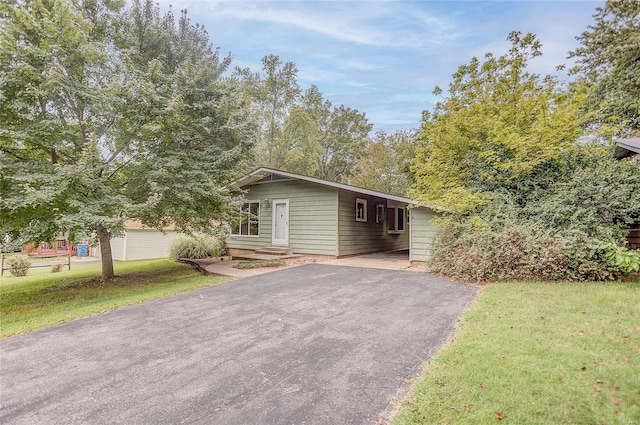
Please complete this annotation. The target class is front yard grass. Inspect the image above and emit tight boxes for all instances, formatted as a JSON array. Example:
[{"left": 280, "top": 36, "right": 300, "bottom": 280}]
[
  {"left": 0, "top": 259, "right": 233, "bottom": 339},
  {"left": 393, "top": 281, "right": 640, "bottom": 425}
]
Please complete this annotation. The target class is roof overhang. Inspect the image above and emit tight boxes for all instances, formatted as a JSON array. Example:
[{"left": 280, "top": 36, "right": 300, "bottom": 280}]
[{"left": 616, "top": 138, "right": 640, "bottom": 158}]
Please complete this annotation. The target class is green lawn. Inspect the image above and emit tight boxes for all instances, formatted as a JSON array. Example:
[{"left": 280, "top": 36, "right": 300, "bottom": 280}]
[
  {"left": 0, "top": 259, "right": 233, "bottom": 339},
  {"left": 393, "top": 281, "right": 640, "bottom": 425}
]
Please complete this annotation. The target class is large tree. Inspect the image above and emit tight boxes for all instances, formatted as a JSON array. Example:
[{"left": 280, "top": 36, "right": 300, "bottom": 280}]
[
  {"left": 0, "top": 0, "right": 253, "bottom": 280},
  {"left": 235, "top": 55, "right": 372, "bottom": 183},
  {"left": 409, "top": 32, "right": 585, "bottom": 212},
  {"left": 569, "top": 0, "right": 640, "bottom": 134},
  {"left": 234, "top": 54, "right": 300, "bottom": 168},
  {"left": 350, "top": 130, "right": 417, "bottom": 195}
]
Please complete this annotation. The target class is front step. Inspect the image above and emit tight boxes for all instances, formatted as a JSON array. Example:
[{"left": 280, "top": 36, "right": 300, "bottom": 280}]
[{"left": 255, "top": 246, "right": 293, "bottom": 255}]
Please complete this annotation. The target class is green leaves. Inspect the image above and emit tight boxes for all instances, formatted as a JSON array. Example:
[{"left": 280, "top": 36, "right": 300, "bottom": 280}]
[
  {"left": 235, "top": 55, "right": 372, "bottom": 183},
  {"left": 1, "top": 0, "right": 253, "bottom": 279},
  {"left": 569, "top": 0, "right": 640, "bottom": 133},
  {"left": 599, "top": 243, "right": 640, "bottom": 273},
  {"left": 410, "top": 32, "right": 585, "bottom": 213}
]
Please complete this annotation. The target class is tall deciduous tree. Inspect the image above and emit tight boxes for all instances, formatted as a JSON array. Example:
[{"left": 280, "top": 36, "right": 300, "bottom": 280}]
[
  {"left": 235, "top": 55, "right": 372, "bottom": 183},
  {"left": 315, "top": 104, "right": 372, "bottom": 182},
  {"left": 350, "top": 130, "right": 417, "bottom": 195},
  {"left": 0, "top": 0, "right": 253, "bottom": 280},
  {"left": 569, "top": 0, "right": 640, "bottom": 134},
  {"left": 409, "top": 32, "right": 585, "bottom": 212},
  {"left": 234, "top": 54, "right": 300, "bottom": 168}
]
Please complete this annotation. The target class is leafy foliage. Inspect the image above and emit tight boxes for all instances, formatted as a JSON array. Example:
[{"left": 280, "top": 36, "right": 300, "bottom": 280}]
[
  {"left": 169, "top": 234, "right": 226, "bottom": 260},
  {"left": 410, "top": 25, "right": 640, "bottom": 282},
  {"left": 569, "top": 0, "right": 640, "bottom": 133},
  {"left": 235, "top": 56, "right": 372, "bottom": 183},
  {"left": 409, "top": 32, "right": 585, "bottom": 213},
  {"left": 428, "top": 155, "right": 640, "bottom": 282},
  {"left": 350, "top": 130, "right": 417, "bottom": 195},
  {"left": 0, "top": 0, "right": 252, "bottom": 280},
  {"left": 5, "top": 255, "right": 31, "bottom": 277},
  {"left": 599, "top": 243, "right": 640, "bottom": 273}
]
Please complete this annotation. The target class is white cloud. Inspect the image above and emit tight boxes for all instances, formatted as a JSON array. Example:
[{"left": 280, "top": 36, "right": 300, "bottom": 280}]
[{"left": 199, "top": 1, "right": 456, "bottom": 48}]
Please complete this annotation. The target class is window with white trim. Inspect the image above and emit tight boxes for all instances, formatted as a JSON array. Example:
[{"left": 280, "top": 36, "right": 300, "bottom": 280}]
[
  {"left": 231, "top": 201, "right": 260, "bottom": 236},
  {"left": 386, "top": 202, "right": 405, "bottom": 234},
  {"left": 355, "top": 198, "right": 367, "bottom": 222}
]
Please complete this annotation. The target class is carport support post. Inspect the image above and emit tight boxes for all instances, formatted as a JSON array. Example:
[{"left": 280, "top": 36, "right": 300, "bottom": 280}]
[{"left": 67, "top": 253, "right": 71, "bottom": 271}]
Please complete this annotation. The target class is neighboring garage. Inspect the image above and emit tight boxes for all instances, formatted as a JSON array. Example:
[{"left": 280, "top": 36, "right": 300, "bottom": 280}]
[{"left": 109, "top": 220, "right": 181, "bottom": 261}]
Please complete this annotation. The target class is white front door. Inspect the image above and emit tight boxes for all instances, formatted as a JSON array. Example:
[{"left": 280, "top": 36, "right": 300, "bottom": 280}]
[{"left": 272, "top": 199, "right": 289, "bottom": 246}]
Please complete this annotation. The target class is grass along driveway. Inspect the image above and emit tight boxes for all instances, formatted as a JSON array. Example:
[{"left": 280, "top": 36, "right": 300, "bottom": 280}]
[
  {"left": 392, "top": 281, "right": 640, "bottom": 425},
  {"left": 0, "top": 259, "right": 233, "bottom": 338}
]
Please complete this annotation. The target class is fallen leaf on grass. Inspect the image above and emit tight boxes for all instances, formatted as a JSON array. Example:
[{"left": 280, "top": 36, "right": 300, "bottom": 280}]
[
  {"left": 614, "top": 400, "right": 620, "bottom": 406},
  {"left": 465, "top": 406, "right": 473, "bottom": 413},
  {"left": 496, "top": 412, "right": 504, "bottom": 420}
]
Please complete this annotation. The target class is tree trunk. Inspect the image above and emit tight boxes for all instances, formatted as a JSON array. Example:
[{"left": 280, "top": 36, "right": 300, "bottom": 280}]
[{"left": 96, "top": 224, "right": 114, "bottom": 281}]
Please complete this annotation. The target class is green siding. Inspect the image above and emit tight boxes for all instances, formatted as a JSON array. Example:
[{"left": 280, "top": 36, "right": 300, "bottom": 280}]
[
  {"left": 227, "top": 180, "right": 338, "bottom": 255},
  {"left": 409, "top": 207, "right": 439, "bottom": 262},
  {"left": 337, "top": 190, "right": 409, "bottom": 257}
]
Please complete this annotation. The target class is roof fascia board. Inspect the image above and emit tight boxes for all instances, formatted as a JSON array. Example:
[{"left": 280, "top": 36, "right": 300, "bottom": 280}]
[
  {"left": 243, "top": 167, "right": 417, "bottom": 204},
  {"left": 617, "top": 138, "right": 640, "bottom": 153}
]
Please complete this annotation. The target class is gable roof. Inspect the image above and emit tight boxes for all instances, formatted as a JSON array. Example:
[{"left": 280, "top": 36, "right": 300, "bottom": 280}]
[{"left": 231, "top": 167, "right": 417, "bottom": 205}]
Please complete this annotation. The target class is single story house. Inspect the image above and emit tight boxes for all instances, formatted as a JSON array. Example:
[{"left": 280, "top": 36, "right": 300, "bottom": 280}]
[
  {"left": 109, "top": 220, "right": 181, "bottom": 261},
  {"left": 227, "top": 168, "right": 439, "bottom": 262}
]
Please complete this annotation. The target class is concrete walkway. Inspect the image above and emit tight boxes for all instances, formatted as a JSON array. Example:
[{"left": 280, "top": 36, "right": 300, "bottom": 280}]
[
  {"left": 324, "top": 250, "right": 411, "bottom": 270},
  {"left": 204, "top": 250, "right": 415, "bottom": 277},
  {"left": 1, "top": 264, "right": 477, "bottom": 425}
]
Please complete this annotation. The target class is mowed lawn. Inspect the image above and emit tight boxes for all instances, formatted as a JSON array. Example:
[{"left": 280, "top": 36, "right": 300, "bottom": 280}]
[
  {"left": 393, "top": 281, "right": 640, "bottom": 425},
  {"left": 0, "top": 259, "right": 233, "bottom": 339}
]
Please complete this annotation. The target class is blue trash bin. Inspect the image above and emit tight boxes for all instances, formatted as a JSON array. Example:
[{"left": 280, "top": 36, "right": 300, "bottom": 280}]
[{"left": 77, "top": 244, "right": 89, "bottom": 257}]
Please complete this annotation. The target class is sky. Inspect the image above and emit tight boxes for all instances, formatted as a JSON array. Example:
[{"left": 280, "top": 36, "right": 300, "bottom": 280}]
[{"left": 154, "top": 0, "right": 605, "bottom": 134}]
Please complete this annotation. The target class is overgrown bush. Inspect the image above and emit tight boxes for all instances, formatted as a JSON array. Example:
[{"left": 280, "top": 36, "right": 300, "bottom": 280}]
[
  {"left": 169, "top": 233, "right": 226, "bottom": 260},
  {"left": 5, "top": 255, "right": 31, "bottom": 277},
  {"left": 428, "top": 155, "right": 640, "bottom": 283},
  {"left": 428, "top": 217, "right": 567, "bottom": 282}
]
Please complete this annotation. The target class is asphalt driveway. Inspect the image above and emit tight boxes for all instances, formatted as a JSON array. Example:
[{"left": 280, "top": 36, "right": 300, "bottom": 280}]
[{"left": 1, "top": 264, "right": 477, "bottom": 425}]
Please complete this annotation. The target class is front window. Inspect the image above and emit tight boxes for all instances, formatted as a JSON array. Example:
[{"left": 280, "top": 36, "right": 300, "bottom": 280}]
[
  {"left": 231, "top": 201, "right": 260, "bottom": 236},
  {"left": 387, "top": 204, "right": 405, "bottom": 234},
  {"left": 356, "top": 198, "right": 367, "bottom": 222}
]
